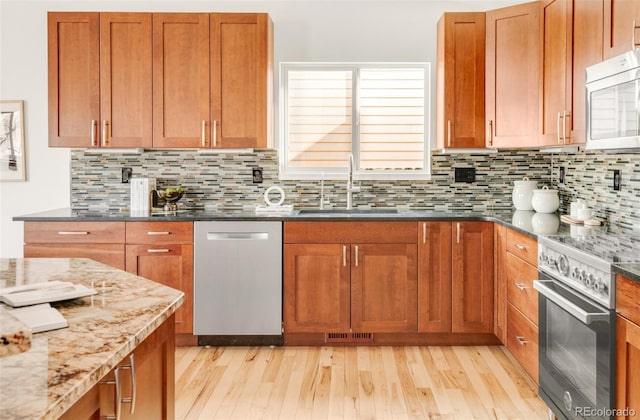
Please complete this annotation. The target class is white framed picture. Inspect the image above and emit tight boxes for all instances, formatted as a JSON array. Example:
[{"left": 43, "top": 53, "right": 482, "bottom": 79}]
[{"left": 0, "top": 100, "right": 26, "bottom": 181}]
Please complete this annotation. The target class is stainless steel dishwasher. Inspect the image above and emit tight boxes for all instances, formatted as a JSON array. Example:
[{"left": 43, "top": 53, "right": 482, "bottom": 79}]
[{"left": 194, "top": 221, "right": 282, "bottom": 345}]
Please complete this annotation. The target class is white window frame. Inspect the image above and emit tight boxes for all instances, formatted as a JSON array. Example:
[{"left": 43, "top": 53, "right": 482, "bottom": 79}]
[{"left": 279, "top": 62, "right": 431, "bottom": 181}]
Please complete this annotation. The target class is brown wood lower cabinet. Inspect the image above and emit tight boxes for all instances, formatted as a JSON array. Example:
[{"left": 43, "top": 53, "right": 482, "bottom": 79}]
[
  {"left": 616, "top": 275, "right": 640, "bottom": 416},
  {"left": 60, "top": 314, "right": 175, "bottom": 420},
  {"left": 125, "top": 222, "right": 194, "bottom": 338},
  {"left": 283, "top": 222, "right": 418, "bottom": 342}
]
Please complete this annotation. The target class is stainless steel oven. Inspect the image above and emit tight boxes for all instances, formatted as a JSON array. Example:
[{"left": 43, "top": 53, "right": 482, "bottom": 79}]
[
  {"left": 535, "top": 272, "right": 614, "bottom": 420},
  {"left": 535, "top": 234, "right": 640, "bottom": 420}
]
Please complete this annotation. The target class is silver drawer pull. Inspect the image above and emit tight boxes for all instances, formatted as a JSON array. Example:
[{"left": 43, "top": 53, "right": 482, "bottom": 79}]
[
  {"left": 515, "top": 336, "right": 528, "bottom": 346},
  {"left": 147, "top": 249, "right": 170, "bottom": 253},
  {"left": 514, "top": 243, "right": 526, "bottom": 250},
  {"left": 120, "top": 354, "right": 136, "bottom": 414},
  {"left": 100, "top": 367, "right": 122, "bottom": 420},
  {"left": 147, "top": 231, "right": 171, "bottom": 235},
  {"left": 514, "top": 283, "right": 528, "bottom": 291},
  {"left": 58, "top": 231, "right": 89, "bottom": 235}
]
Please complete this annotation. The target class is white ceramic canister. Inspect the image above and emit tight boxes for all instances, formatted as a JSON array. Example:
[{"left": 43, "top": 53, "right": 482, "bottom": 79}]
[
  {"left": 512, "top": 177, "right": 538, "bottom": 210},
  {"left": 531, "top": 186, "right": 560, "bottom": 213}
]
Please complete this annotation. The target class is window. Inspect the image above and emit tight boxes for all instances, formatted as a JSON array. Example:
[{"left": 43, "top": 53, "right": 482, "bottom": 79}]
[{"left": 280, "top": 63, "right": 430, "bottom": 180}]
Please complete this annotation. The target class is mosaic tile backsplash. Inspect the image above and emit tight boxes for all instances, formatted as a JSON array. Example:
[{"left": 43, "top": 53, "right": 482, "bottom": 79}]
[{"left": 70, "top": 148, "right": 640, "bottom": 232}]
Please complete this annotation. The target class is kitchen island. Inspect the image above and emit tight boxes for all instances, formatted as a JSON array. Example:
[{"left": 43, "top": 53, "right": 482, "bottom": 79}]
[{"left": 0, "top": 258, "right": 184, "bottom": 419}]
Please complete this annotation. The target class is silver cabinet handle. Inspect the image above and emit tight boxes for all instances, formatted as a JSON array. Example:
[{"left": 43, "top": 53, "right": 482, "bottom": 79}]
[
  {"left": 201, "top": 120, "right": 207, "bottom": 147},
  {"left": 514, "top": 243, "right": 526, "bottom": 250},
  {"left": 102, "top": 120, "right": 110, "bottom": 147},
  {"left": 422, "top": 222, "right": 426, "bottom": 244},
  {"left": 147, "top": 248, "right": 170, "bottom": 253},
  {"left": 447, "top": 120, "right": 452, "bottom": 147},
  {"left": 514, "top": 283, "right": 528, "bottom": 291},
  {"left": 147, "top": 231, "right": 171, "bottom": 235},
  {"left": 58, "top": 231, "right": 89, "bottom": 235},
  {"left": 456, "top": 223, "right": 460, "bottom": 244},
  {"left": 214, "top": 120, "right": 218, "bottom": 147},
  {"left": 343, "top": 245, "right": 347, "bottom": 267},
  {"left": 91, "top": 120, "right": 98, "bottom": 147},
  {"left": 515, "top": 336, "right": 528, "bottom": 346},
  {"left": 488, "top": 120, "right": 493, "bottom": 146},
  {"left": 101, "top": 367, "right": 122, "bottom": 420},
  {"left": 563, "top": 110, "right": 570, "bottom": 144},
  {"left": 355, "top": 245, "right": 359, "bottom": 267},
  {"left": 120, "top": 354, "right": 136, "bottom": 414},
  {"left": 557, "top": 111, "right": 562, "bottom": 144}
]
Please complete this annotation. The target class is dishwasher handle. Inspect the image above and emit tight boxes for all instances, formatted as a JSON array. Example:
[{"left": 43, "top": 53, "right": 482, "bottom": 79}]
[{"left": 206, "top": 232, "right": 269, "bottom": 241}]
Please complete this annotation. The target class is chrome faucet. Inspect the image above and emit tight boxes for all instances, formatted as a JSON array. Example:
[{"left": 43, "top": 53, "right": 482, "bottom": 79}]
[{"left": 346, "top": 153, "right": 360, "bottom": 210}]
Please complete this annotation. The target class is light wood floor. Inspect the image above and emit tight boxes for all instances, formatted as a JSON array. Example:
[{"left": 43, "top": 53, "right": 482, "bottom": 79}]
[{"left": 175, "top": 345, "right": 548, "bottom": 419}]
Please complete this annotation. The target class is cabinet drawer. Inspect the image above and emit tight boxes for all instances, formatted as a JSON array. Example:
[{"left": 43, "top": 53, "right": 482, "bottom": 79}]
[
  {"left": 24, "top": 222, "right": 125, "bottom": 244},
  {"left": 617, "top": 275, "right": 640, "bottom": 326},
  {"left": 24, "top": 244, "right": 125, "bottom": 270},
  {"left": 126, "top": 221, "right": 193, "bottom": 244},
  {"left": 284, "top": 221, "right": 417, "bottom": 244},
  {"left": 506, "top": 252, "right": 538, "bottom": 325},
  {"left": 506, "top": 229, "right": 537, "bottom": 266},
  {"left": 507, "top": 303, "right": 538, "bottom": 383}
]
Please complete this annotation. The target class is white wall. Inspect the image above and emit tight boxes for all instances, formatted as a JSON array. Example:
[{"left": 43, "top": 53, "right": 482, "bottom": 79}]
[{"left": 0, "top": 0, "right": 522, "bottom": 257}]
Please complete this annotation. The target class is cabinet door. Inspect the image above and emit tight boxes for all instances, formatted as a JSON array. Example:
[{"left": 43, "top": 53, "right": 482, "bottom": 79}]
[
  {"left": 351, "top": 244, "right": 417, "bottom": 332},
  {"left": 616, "top": 315, "right": 640, "bottom": 416},
  {"left": 211, "top": 13, "right": 273, "bottom": 149},
  {"left": 604, "top": 0, "right": 640, "bottom": 59},
  {"left": 436, "top": 13, "right": 486, "bottom": 149},
  {"left": 485, "top": 2, "right": 540, "bottom": 148},
  {"left": 99, "top": 316, "right": 175, "bottom": 420},
  {"left": 540, "top": 0, "right": 572, "bottom": 146},
  {"left": 284, "top": 244, "right": 350, "bottom": 333},
  {"left": 48, "top": 12, "right": 100, "bottom": 148},
  {"left": 417, "top": 222, "right": 452, "bottom": 333},
  {"left": 571, "top": 0, "right": 604, "bottom": 143},
  {"left": 100, "top": 13, "right": 152, "bottom": 148},
  {"left": 451, "top": 221, "right": 494, "bottom": 333},
  {"left": 152, "top": 13, "right": 210, "bottom": 148},
  {"left": 125, "top": 244, "right": 193, "bottom": 334}
]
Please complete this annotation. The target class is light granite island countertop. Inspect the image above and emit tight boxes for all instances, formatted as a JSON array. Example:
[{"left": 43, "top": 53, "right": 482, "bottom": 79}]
[{"left": 0, "top": 258, "right": 184, "bottom": 419}]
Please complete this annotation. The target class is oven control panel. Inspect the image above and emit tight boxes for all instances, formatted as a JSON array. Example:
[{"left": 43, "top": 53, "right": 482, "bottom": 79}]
[{"left": 538, "top": 246, "right": 613, "bottom": 308}]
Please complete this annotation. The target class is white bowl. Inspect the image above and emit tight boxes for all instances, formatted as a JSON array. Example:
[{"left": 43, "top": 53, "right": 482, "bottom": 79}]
[{"left": 531, "top": 186, "right": 560, "bottom": 213}]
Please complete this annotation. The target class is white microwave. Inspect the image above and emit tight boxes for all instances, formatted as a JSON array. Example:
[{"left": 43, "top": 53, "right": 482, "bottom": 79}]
[{"left": 585, "top": 49, "right": 640, "bottom": 152}]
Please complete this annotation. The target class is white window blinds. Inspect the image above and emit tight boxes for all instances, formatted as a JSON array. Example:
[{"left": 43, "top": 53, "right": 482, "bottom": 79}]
[{"left": 281, "top": 63, "right": 430, "bottom": 180}]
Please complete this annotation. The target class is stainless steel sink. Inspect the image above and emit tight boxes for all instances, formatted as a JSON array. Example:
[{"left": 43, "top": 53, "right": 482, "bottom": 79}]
[{"left": 297, "top": 208, "right": 398, "bottom": 215}]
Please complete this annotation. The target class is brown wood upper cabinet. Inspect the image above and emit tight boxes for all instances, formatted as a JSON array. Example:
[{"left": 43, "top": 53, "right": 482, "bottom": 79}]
[
  {"left": 436, "top": 12, "right": 486, "bottom": 149},
  {"left": 485, "top": 2, "right": 540, "bottom": 148},
  {"left": 604, "top": 0, "right": 640, "bottom": 59},
  {"left": 539, "top": 0, "right": 605, "bottom": 147},
  {"left": 49, "top": 12, "right": 273, "bottom": 149},
  {"left": 48, "top": 12, "right": 153, "bottom": 148}
]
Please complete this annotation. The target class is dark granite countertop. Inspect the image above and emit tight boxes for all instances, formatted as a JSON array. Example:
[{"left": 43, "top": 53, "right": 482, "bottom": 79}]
[
  {"left": 12, "top": 206, "right": 640, "bottom": 284},
  {"left": 13, "top": 207, "right": 571, "bottom": 240}
]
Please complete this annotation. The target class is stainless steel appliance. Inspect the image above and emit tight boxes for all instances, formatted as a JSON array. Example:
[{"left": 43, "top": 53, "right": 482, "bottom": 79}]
[
  {"left": 194, "top": 221, "right": 282, "bottom": 345},
  {"left": 586, "top": 48, "right": 640, "bottom": 152},
  {"left": 534, "top": 234, "right": 640, "bottom": 420}
]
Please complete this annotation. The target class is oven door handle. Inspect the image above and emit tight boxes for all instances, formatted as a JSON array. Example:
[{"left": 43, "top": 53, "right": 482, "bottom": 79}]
[{"left": 533, "top": 280, "right": 609, "bottom": 325}]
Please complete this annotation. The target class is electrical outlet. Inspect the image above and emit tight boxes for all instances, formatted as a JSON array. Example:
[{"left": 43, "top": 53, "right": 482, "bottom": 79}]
[
  {"left": 559, "top": 166, "right": 565, "bottom": 184},
  {"left": 454, "top": 167, "right": 476, "bottom": 183},
  {"left": 121, "top": 167, "right": 132, "bottom": 183},
  {"left": 613, "top": 169, "right": 621, "bottom": 191},
  {"left": 252, "top": 167, "right": 263, "bottom": 183}
]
